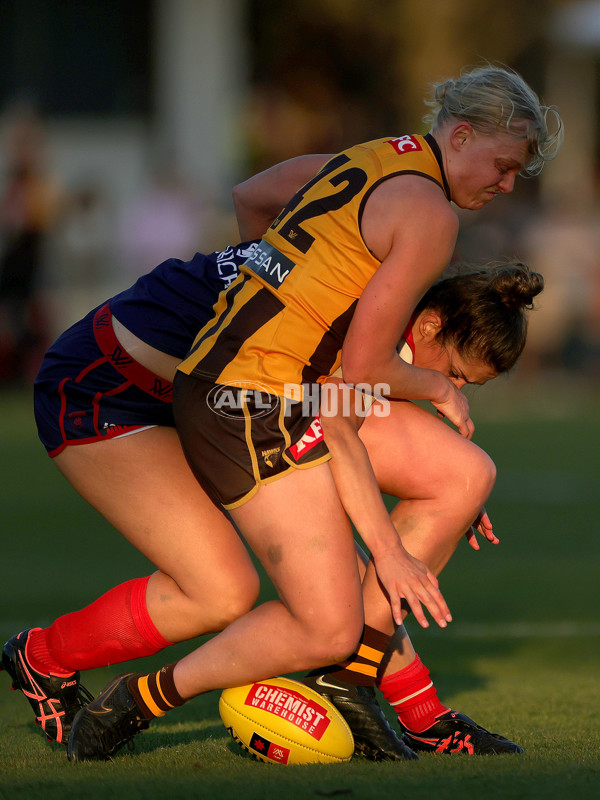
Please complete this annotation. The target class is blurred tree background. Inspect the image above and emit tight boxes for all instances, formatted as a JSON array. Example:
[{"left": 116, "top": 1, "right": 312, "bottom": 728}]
[
  {"left": 0, "top": 0, "right": 598, "bottom": 392},
  {"left": 245, "top": 0, "right": 556, "bottom": 170}
]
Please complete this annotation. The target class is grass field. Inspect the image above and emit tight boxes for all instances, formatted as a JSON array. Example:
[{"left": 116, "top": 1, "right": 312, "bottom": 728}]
[{"left": 0, "top": 378, "right": 599, "bottom": 799}]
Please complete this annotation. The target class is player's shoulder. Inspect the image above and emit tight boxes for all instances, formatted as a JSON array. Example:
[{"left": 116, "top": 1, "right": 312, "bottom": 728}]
[
  {"left": 377, "top": 170, "right": 452, "bottom": 204},
  {"left": 397, "top": 175, "right": 456, "bottom": 230},
  {"left": 364, "top": 173, "right": 457, "bottom": 249}
]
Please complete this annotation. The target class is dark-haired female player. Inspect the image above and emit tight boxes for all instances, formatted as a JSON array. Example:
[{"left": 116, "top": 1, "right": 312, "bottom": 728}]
[{"left": 305, "top": 262, "right": 543, "bottom": 757}]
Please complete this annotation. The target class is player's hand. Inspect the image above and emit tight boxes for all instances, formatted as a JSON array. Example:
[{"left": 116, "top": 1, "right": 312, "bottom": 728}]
[
  {"left": 431, "top": 379, "right": 474, "bottom": 440},
  {"left": 465, "top": 507, "right": 499, "bottom": 550},
  {"left": 373, "top": 540, "right": 452, "bottom": 629}
]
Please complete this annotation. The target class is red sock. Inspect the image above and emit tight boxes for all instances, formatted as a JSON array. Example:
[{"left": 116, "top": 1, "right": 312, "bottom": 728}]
[
  {"left": 26, "top": 628, "right": 73, "bottom": 677},
  {"left": 378, "top": 654, "right": 448, "bottom": 733},
  {"left": 27, "top": 577, "right": 173, "bottom": 674}
]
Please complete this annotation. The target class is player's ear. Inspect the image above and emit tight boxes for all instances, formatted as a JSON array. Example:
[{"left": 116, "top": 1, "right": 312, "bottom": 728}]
[
  {"left": 449, "top": 123, "right": 474, "bottom": 151},
  {"left": 419, "top": 312, "right": 443, "bottom": 342}
]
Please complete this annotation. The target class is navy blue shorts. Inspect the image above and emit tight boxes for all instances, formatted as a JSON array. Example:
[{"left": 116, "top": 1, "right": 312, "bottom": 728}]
[{"left": 34, "top": 304, "right": 176, "bottom": 457}]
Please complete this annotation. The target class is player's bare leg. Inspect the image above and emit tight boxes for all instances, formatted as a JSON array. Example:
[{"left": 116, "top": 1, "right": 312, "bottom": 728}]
[
  {"left": 2, "top": 427, "right": 260, "bottom": 745},
  {"left": 54, "top": 427, "right": 260, "bottom": 642},
  {"left": 67, "top": 464, "right": 367, "bottom": 760},
  {"left": 173, "top": 464, "right": 365, "bottom": 694},
  {"left": 319, "top": 401, "right": 521, "bottom": 755}
]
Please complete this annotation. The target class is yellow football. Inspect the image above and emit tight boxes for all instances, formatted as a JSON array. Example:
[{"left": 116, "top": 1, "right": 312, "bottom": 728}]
[{"left": 219, "top": 676, "right": 354, "bottom": 765}]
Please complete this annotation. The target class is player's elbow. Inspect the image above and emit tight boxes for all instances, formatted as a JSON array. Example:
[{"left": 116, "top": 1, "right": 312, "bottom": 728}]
[
  {"left": 339, "top": 356, "right": 380, "bottom": 390},
  {"left": 231, "top": 182, "right": 249, "bottom": 218}
]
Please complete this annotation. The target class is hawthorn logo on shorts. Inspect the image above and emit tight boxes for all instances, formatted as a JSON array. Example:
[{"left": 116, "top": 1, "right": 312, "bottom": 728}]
[
  {"left": 245, "top": 682, "right": 331, "bottom": 741},
  {"left": 206, "top": 381, "right": 278, "bottom": 419},
  {"left": 288, "top": 416, "right": 323, "bottom": 461},
  {"left": 261, "top": 447, "right": 280, "bottom": 468},
  {"left": 386, "top": 135, "right": 423, "bottom": 155}
]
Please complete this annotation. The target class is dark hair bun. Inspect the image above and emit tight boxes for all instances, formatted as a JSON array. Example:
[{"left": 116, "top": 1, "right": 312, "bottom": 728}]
[
  {"left": 489, "top": 261, "right": 544, "bottom": 309},
  {"left": 417, "top": 257, "right": 542, "bottom": 373}
]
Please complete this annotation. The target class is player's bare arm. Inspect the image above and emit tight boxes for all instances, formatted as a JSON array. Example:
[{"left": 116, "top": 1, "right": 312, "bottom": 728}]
[
  {"left": 320, "top": 379, "right": 451, "bottom": 630},
  {"left": 343, "top": 177, "right": 473, "bottom": 438},
  {"left": 232, "top": 154, "right": 333, "bottom": 240}
]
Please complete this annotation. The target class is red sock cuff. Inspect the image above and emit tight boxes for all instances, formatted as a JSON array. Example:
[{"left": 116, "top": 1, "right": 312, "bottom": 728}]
[
  {"left": 26, "top": 628, "right": 74, "bottom": 677},
  {"left": 41, "top": 576, "right": 174, "bottom": 672},
  {"left": 131, "top": 576, "right": 174, "bottom": 649},
  {"left": 379, "top": 654, "right": 447, "bottom": 733},
  {"left": 378, "top": 653, "right": 429, "bottom": 690}
]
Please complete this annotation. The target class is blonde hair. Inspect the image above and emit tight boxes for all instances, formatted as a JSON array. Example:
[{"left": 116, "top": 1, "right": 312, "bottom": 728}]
[{"left": 423, "top": 64, "right": 563, "bottom": 176}]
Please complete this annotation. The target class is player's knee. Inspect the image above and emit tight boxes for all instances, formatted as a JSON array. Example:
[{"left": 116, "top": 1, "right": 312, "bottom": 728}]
[
  {"left": 209, "top": 571, "right": 261, "bottom": 629},
  {"left": 471, "top": 448, "right": 497, "bottom": 503},
  {"left": 329, "top": 626, "right": 364, "bottom": 664},
  {"left": 320, "top": 631, "right": 364, "bottom": 667},
  {"left": 175, "top": 568, "right": 260, "bottom": 635},
  {"left": 224, "top": 573, "right": 261, "bottom": 622},
  {"left": 301, "top": 613, "right": 363, "bottom": 667},
  {"left": 447, "top": 443, "right": 496, "bottom": 510}
]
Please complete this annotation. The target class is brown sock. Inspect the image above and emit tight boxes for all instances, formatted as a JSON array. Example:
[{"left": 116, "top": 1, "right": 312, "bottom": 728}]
[
  {"left": 310, "top": 625, "right": 391, "bottom": 687},
  {"left": 127, "top": 663, "right": 186, "bottom": 719}
]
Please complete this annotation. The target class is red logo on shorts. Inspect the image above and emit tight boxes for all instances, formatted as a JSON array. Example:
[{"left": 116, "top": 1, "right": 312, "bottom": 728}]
[
  {"left": 386, "top": 135, "right": 422, "bottom": 155},
  {"left": 288, "top": 416, "right": 323, "bottom": 461}
]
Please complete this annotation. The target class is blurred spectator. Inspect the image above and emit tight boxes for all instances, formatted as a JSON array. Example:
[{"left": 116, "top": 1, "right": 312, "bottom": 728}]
[
  {"left": 519, "top": 203, "right": 600, "bottom": 377},
  {"left": 51, "top": 179, "right": 114, "bottom": 330},
  {"left": 450, "top": 190, "right": 600, "bottom": 383},
  {"left": 0, "top": 103, "right": 64, "bottom": 386},
  {"left": 117, "top": 159, "right": 211, "bottom": 281},
  {"left": 61, "top": 182, "right": 112, "bottom": 285},
  {"left": 244, "top": 81, "right": 345, "bottom": 171},
  {"left": 453, "top": 194, "right": 537, "bottom": 266}
]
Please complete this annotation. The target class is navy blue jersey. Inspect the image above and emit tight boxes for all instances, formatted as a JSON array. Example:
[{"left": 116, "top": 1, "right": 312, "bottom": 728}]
[
  {"left": 108, "top": 241, "right": 258, "bottom": 357},
  {"left": 34, "top": 241, "right": 259, "bottom": 455}
]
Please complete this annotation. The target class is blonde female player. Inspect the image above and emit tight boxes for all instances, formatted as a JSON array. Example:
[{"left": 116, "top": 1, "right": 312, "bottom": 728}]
[{"left": 63, "top": 64, "right": 562, "bottom": 762}]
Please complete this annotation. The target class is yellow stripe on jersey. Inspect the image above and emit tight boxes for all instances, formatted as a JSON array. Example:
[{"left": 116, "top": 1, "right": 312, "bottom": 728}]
[{"left": 181, "top": 274, "right": 258, "bottom": 369}]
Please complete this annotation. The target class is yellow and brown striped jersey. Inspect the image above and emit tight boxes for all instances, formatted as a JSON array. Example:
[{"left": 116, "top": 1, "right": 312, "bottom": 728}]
[{"left": 178, "top": 134, "right": 451, "bottom": 396}]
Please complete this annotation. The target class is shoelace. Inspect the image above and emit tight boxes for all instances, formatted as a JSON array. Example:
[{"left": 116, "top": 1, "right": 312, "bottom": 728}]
[{"left": 100, "top": 712, "right": 150, "bottom": 757}]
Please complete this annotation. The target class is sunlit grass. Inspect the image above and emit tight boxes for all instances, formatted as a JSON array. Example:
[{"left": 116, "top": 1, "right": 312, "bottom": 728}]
[{"left": 1, "top": 385, "right": 599, "bottom": 799}]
